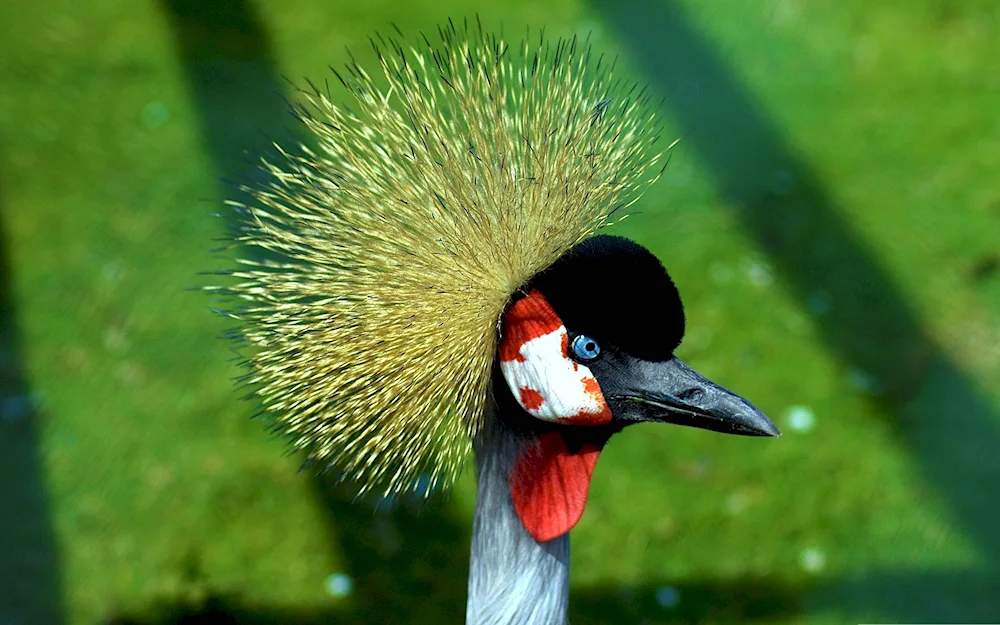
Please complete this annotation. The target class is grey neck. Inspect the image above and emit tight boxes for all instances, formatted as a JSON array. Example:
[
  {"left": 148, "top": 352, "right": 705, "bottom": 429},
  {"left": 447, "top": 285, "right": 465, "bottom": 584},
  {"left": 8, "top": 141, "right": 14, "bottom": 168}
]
[{"left": 466, "top": 406, "right": 570, "bottom": 625}]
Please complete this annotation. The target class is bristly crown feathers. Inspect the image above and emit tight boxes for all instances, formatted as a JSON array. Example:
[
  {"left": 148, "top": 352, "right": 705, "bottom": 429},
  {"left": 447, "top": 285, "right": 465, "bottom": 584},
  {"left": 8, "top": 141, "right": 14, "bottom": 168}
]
[{"left": 215, "top": 20, "right": 667, "bottom": 497}]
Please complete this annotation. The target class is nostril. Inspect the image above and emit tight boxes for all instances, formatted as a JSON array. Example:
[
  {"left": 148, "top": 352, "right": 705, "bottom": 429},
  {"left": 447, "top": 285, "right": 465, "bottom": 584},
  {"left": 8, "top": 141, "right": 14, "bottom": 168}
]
[{"left": 676, "top": 387, "right": 704, "bottom": 402}]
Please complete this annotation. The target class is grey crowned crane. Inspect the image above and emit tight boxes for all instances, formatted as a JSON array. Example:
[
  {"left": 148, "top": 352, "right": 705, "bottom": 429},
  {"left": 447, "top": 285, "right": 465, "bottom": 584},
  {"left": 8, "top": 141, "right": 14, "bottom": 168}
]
[{"left": 216, "top": 21, "right": 778, "bottom": 625}]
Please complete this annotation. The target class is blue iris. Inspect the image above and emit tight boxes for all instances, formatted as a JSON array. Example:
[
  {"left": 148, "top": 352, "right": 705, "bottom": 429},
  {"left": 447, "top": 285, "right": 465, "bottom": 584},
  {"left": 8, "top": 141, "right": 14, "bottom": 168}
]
[{"left": 570, "top": 334, "right": 601, "bottom": 362}]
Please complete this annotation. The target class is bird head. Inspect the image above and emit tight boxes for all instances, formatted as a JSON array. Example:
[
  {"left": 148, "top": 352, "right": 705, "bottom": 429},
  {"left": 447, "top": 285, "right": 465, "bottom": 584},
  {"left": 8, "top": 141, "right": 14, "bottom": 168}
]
[
  {"left": 496, "top": 234, "right": 778, "bottom": 542},
  {"left": 215, "top": 23, "right": 777, "bottom": 525}
]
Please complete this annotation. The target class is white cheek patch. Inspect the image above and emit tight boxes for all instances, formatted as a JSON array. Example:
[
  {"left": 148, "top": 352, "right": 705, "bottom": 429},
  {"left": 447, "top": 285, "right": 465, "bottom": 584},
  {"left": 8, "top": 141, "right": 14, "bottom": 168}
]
[{"left": 499, "top": 290, "right": 612, "bottom": 425}]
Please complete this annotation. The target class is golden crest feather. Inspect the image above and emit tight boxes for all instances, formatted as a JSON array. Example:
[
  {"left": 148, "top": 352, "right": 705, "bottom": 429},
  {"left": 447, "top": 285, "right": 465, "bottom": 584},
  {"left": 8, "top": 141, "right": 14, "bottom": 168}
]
[{"left": 219, "top": 21, "right": 665, "bottom": 496}]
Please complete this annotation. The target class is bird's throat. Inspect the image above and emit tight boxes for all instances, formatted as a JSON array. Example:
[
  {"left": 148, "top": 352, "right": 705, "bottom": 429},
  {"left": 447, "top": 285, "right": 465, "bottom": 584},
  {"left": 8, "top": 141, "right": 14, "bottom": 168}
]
[
  {"left": 468, "top": 412, "right": 574, "bottom": 625},
  {"left": 466, "top": 380, "right": 618, "bottom": 624},
  {"left": 509, "top": 431, "right": 605, "bottom": 542}
]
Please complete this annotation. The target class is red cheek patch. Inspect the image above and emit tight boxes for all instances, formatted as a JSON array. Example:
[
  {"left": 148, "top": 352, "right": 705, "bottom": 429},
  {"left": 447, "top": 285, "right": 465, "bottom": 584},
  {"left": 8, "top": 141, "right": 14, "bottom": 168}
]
[
  {"left": 499, "top": 290, "right": 612, "bottom": 425},
  {"left": 509, "top": 431, "right": 606, "bottom": 543}
]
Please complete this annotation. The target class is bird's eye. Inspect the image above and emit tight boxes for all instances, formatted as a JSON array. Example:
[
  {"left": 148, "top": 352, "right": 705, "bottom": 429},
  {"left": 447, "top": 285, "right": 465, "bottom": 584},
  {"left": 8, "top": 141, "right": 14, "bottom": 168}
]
[{"left": 570, "top": 334, "right": 601, "bottom": 362}]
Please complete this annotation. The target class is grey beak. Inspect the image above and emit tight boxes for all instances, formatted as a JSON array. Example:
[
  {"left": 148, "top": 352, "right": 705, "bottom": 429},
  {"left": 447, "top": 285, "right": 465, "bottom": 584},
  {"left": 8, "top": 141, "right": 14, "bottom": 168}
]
[{"left": 603, "top": 356, "right": 780, "bottom": 437}]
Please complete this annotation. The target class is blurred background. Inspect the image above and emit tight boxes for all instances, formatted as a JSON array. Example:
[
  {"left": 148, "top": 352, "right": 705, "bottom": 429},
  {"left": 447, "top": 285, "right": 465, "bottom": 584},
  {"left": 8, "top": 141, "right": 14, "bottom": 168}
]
[{"left": 1, "top": 0, "right": 998, "bottom": 623}]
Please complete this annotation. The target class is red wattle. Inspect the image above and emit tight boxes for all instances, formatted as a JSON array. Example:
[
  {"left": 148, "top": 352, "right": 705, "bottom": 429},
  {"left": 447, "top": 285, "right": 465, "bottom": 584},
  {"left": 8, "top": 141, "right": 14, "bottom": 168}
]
[{"left": 509, "top": 431, "right": 603, "bottom": 543}]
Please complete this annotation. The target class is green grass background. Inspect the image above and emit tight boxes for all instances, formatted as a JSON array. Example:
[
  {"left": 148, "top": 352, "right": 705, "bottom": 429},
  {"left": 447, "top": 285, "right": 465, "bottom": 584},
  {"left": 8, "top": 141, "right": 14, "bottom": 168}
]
[{"left": 1, "top": 0, "right": 998, "bottom": 623}]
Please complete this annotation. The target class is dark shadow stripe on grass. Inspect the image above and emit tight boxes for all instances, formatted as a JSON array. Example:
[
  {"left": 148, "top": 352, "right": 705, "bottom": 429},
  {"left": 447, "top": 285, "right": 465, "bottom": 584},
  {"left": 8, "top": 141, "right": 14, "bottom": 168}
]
[
  {"left": 595, "top": 0, "right": 1000, "bottom": 619},
  {"left": 307, "top": 475, "right": 471, "bottom": 625},
  {"left": 0, "top": 173, "right": 64, "bottom": 622},
  {"left": 103, "top": 574, "right": 806, "bottom": 624},
  {"left": 158, "top": 0, "right": 291, "bottom": 216},
  {"left": 102, "top": 566, "right": 1000, "bottom": 624}
]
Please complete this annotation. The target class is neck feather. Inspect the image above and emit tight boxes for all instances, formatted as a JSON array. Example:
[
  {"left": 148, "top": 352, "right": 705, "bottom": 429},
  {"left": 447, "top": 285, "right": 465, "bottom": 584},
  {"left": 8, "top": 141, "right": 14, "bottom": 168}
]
[{"left": 466, "top": 405, "right": 570, "bottom": 625}]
